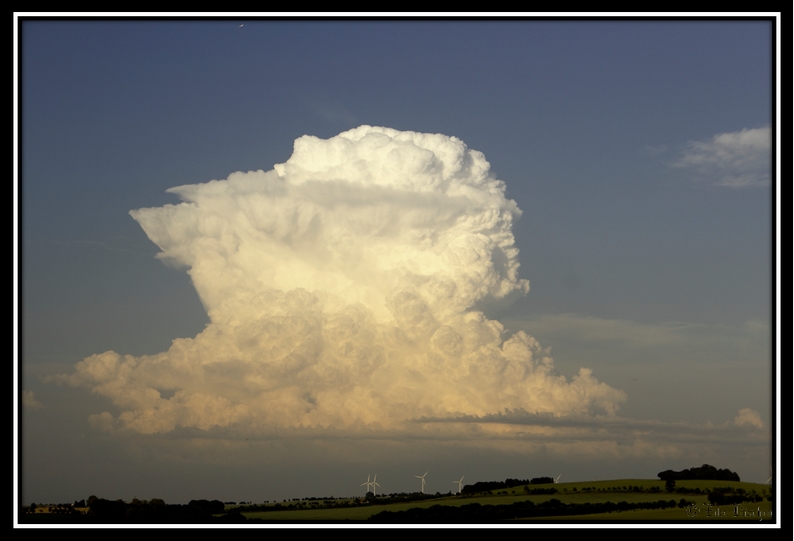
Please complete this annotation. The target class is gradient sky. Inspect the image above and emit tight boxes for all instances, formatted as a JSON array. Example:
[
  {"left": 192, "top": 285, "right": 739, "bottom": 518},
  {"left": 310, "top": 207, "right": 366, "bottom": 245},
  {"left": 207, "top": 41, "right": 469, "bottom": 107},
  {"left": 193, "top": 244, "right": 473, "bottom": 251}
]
[{"left": 17, "top": 16, "right": 778, "bottom": 507}]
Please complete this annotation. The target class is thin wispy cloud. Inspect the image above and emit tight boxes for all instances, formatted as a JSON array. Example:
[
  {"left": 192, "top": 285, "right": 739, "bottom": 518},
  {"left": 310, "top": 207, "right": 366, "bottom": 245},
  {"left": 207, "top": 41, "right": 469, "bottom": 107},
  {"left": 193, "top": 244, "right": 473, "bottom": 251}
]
[
  {"left": 415, "top": 408, "right": 769, "bottom": 458},
  {"left": 22, "top": 390, "right": 44, "bottom": 410},
  {"left": 673, "top": 126, "right": 771, "bottom": 188},
  {"left": 425, "top": 407, "right": 766, "bottom": 435},
  {"left": 507, "top": 314, "right": 770, "bottom": 353}
]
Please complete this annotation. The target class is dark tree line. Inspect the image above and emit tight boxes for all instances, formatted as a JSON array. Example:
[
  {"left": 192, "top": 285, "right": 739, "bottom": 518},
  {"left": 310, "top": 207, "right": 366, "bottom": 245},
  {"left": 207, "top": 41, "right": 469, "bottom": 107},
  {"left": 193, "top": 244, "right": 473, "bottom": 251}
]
[
  {"left": 657, "top": 464, "right": 740, "bottom": 482},
  {"left": 530, "top": 477, "right": 554, "bottom": 485},
  {"left": 461, "top": 478, "right": 531, "bottom": 494},
  {"left": 20, "top": 496, "right": 248, "bottom": 524}
]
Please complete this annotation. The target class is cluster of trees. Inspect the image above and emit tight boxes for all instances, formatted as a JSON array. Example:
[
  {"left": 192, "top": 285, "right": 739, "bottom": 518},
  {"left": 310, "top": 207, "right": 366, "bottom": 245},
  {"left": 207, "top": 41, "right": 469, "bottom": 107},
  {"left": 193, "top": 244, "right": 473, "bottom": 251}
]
[
  {"left": 22, "top": 503, "right": 83, "bottom": 515},
  {"left": 230, "top": 500, "right": 347, "bottom": 513},
  {"left": 529, "top": 477, "right": 554, "bottom": 485},
  {"left": 561, "top": 485, "right": 663, "bottom": 494},
  {"left": 461, "top": 478, "right": 531, "bottom": 495},
  {"left": 658, "top": 464, "right": 740, "bottom": 482},
  {"left": 231, "top": 491, "right": 444, "bottom": 513},
  {"left": 21, "top": 496, "right": 252, "bottom": 524},
  {"left": 706, "top": 487, "right": 768, "bottom": 505},
  {"left": 523, "top": 486, "right": 558, "bottom": 495}
]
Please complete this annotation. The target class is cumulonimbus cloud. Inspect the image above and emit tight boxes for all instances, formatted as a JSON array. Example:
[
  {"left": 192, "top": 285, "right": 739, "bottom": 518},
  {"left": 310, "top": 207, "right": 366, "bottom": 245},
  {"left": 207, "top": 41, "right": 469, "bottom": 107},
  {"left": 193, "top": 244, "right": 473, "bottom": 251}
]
[
  {"left": 674, "top": 126, "right": 771, "bottom": 188},
  {"left": 63, "top": 126, "right": 626, "bottom": 434}
]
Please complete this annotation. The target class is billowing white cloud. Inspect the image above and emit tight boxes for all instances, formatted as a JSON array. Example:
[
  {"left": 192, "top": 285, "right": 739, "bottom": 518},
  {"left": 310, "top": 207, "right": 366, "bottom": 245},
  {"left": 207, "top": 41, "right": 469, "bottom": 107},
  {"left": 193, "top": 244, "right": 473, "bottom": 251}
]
[
  {"left": 733, "top": 408, "right": 764, "bottom": 429},
  {"left": 674, "top": 126, "right": 771, "bottom": 188},
  {"left": 63, "top": 126, "right": 625, "bottom": 435}
]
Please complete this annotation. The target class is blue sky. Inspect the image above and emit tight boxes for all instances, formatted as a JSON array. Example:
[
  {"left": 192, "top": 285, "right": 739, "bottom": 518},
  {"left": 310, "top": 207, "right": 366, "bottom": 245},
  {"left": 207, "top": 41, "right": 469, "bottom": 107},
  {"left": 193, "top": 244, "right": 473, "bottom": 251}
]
[{"left": 17, "top": 16, "right": 777, "bottom": 507}]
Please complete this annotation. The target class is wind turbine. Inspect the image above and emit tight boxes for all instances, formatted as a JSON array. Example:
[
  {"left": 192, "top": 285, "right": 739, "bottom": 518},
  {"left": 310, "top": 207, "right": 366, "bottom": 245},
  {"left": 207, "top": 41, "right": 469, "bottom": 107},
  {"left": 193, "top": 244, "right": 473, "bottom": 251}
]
[
  {"left": 765, "top": 467, "right": 773, "bottom": 484},
  {"left": 360, "top": 474, "right": 373, "bottom": 494},
  {"left": 554, "top": 474, "right": 562, "bottom": 484},
  {"left": 372, "top": 474, "right": 381, "bottom": 496},
  {"left": 453, "top": 476, "right": 465, "bottom": 494},
  {"left": 415, "top": 471, "right": 428, "bottom": 494}
]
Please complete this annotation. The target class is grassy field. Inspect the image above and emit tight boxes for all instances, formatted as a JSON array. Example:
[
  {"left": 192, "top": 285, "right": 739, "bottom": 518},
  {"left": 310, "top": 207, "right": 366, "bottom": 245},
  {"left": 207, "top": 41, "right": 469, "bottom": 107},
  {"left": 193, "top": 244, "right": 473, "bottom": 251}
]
[
  {"left": 521, "top": 494, "right": 774, "bottom": 521},
  {"left": 239, "top": 479, "right": 774, "bottom": 522}
]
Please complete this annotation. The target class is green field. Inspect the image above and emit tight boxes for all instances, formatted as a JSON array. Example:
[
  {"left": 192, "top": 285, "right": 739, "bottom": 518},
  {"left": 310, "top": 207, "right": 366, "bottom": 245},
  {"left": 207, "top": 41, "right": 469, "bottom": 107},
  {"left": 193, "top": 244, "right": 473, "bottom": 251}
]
[{"left": 238, "top": 479, "right": 774, "bottom": 522}]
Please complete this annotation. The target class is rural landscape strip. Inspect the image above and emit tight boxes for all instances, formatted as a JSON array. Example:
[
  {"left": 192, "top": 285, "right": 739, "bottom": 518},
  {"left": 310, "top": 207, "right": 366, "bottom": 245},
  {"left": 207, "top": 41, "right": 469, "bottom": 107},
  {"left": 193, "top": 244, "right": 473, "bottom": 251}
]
[{"left": 20, "top": 467, "right": 774, "bottom": 524}]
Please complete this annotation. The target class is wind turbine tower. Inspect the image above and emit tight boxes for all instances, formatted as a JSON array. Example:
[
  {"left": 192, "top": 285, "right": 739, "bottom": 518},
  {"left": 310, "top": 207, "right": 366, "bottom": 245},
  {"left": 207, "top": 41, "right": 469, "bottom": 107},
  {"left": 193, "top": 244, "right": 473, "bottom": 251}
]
[
  {"left": 453, "top": 476, "right": 465, "bottom": 494},
  {"left": 360, "top": 474, "right": 373, "bottom": 494},
  {"left": 415, "top": 471, "right": 428, "bottom": 494}
]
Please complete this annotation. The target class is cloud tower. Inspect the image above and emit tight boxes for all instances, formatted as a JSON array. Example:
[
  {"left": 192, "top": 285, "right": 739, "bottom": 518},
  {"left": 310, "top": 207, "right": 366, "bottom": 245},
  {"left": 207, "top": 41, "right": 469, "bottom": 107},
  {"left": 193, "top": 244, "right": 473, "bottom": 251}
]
[{"left": 67, "top": 126, "right": 626, "bottom": 435}]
